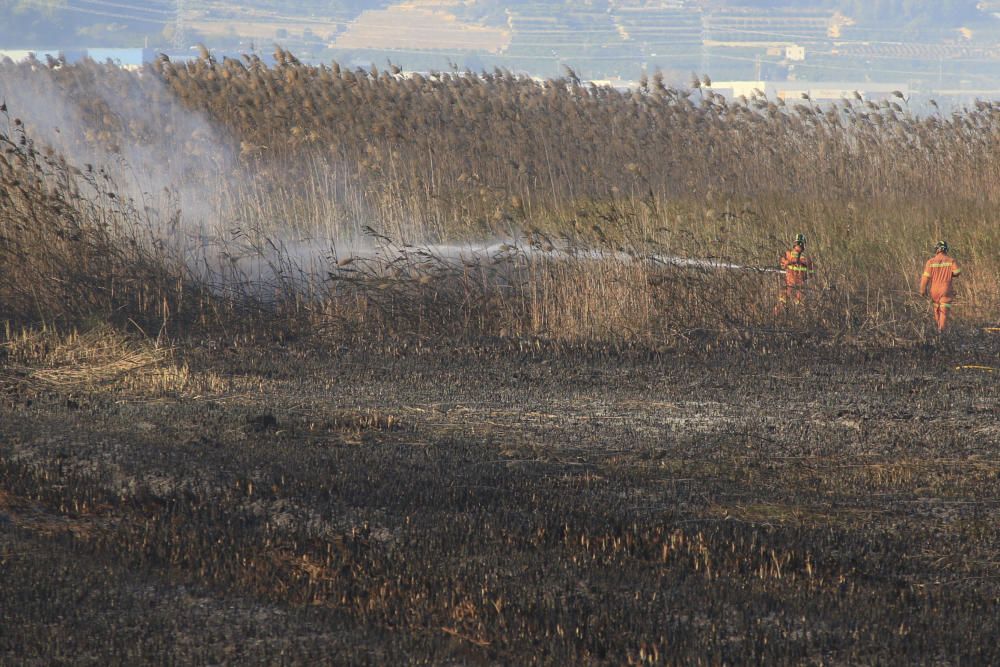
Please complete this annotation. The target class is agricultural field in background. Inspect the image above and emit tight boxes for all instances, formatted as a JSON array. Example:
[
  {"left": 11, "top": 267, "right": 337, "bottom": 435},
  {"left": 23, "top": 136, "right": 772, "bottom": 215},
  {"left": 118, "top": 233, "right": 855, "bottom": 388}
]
[
  {"left": 1, "top": 54, "right": 999, "bottom": 663},
  {"left": 328, "top": 2, "right": 511, "bottom": 52}
]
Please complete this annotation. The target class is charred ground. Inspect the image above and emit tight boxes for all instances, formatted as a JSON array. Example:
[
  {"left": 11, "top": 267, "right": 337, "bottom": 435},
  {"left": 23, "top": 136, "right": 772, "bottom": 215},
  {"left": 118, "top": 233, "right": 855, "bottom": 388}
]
[
  {"left": 2, "top": 56, "right": 1000, "bottom": 664},
  {"left": 2, "top": 336, "right": 998, "bottom": 664}
]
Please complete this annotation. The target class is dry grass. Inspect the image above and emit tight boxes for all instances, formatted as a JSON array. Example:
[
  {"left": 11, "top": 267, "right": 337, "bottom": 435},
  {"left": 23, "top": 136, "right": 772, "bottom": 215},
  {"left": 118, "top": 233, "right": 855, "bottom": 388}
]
[
  {"left": 0, "top": 324, "right": 190, "bottom": 394},
  {"left": 2, "top": 55, "right": 999, "bottom": 346}
]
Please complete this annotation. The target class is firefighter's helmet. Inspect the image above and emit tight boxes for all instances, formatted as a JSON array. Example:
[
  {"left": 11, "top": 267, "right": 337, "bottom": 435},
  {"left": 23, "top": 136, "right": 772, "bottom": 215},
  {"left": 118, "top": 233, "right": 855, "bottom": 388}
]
[
  {"left": 794, "top": 233, "right": 806, "bottom": 248},
  {"left": 935, "top": 240, "right": 949, "bottom": 254}
]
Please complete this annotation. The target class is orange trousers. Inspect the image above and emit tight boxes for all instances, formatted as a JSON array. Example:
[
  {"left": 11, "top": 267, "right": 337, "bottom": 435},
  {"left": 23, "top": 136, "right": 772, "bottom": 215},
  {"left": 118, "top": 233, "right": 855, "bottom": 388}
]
[
  {"left": 774, "top": 285, "right": 806, "bottom": 314},
  {"left": 931, "top": 297, "right": 952, "bottom": 332}
]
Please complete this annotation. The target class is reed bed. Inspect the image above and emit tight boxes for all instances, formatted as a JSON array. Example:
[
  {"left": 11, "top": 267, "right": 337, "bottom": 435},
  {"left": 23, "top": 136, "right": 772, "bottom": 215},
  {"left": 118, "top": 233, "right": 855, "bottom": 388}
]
[
  {"left": 5, "top": 54, "right": 999, "bottom": 667},
  {"left": 1, "top": 53, "right": 998, "bottom": 346}
]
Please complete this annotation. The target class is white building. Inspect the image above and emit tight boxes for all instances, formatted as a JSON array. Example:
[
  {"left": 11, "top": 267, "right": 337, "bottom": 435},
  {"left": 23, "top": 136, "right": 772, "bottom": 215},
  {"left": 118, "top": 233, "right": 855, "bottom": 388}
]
[
  {"left": 707, "top": 80, "right": 909, "bottom": 103},
  {"left": 785, "top": 45, "right": 805, "bottom": 62}
]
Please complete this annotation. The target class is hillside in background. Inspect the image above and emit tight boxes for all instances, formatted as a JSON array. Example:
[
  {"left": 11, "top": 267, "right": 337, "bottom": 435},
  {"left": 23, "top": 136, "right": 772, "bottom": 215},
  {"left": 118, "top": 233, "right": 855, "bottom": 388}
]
[
  {"left": 2, "top": 0, "right": 995, "bottom": 48},
  {"left": 3, "top": 1, "right": 1000, "bottom": 90},
  {"left": 0, "top": 0, "right": 175, "bottom": 48},
  {"left": 729, "top": 0, "right": 984, "bottom": 27}
]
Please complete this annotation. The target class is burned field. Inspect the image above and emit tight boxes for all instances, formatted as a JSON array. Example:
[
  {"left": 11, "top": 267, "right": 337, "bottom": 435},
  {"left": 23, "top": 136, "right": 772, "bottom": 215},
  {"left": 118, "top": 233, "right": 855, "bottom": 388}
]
[
  {"left": 3, "top": 55, "right": 1000, "bottom": 663},
  {"left": 2, "top": 337, "right": 999, "bottom": 664}
]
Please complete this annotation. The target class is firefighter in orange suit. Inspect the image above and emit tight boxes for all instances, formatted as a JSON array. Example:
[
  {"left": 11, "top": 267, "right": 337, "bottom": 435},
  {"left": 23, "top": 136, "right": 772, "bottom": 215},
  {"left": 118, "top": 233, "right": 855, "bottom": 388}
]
[
  {"left": 777, "top": 233, "right": 815, "bottom": 309},
  {"left": 920, "top": 240, "right": 961, "bottom": 332}
]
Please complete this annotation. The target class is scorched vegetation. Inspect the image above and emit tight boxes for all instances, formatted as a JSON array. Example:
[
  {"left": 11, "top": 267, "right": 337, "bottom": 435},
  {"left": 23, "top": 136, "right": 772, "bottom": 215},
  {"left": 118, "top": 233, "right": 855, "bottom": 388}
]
[{"left": 1, "top": 52, "right": 999, "bottom": 665}]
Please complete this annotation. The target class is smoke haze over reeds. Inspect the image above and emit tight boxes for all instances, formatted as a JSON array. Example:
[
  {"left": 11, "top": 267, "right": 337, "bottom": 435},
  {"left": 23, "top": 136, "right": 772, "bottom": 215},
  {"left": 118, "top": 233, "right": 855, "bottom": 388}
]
[{"left": 1, "top": 52, "right": 998, "bottom": 344}]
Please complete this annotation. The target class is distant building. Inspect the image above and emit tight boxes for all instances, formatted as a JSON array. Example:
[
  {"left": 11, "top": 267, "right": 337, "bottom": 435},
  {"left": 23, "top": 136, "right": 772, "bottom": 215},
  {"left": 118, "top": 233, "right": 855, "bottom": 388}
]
[
  {"left": 705, "top": 80, "right": 769, "bottom": 99},
  {"left": 707, "top": 80, "right": 909, "bottom": 103},
  {"left": 85, "top": 48, "right": 153, "bottom": 68},
  {"left": 785, "top": 45, "right": 805, "bottom": 62},
  {"left": 773, "top": 82, "right": 908, "bottom": 102}
]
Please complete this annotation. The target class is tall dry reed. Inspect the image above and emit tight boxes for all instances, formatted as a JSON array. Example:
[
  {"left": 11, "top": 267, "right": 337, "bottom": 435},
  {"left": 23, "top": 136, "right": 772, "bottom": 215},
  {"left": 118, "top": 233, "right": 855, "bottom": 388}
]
[{"left": 2, "top": 53, "right": 997, "bottom": 346}]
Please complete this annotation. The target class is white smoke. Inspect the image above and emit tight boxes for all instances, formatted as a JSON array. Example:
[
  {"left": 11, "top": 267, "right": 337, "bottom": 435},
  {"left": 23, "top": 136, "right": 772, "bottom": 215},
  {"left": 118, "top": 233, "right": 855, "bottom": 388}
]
[
  {"left": 0, "top": 62, "right": 227, "bottom": 222},
  {"left": 0, "top": 60, "right": 351, "bottom": 292},
  {"left": 0, "top": 61, "right": 772, "bottom": 299}
]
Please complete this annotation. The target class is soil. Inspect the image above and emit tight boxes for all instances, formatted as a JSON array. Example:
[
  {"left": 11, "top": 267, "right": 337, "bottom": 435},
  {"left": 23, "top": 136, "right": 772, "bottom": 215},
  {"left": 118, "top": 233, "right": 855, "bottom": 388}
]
[{"left": 2, "top": 336, "right": 999, "bottom": 664}]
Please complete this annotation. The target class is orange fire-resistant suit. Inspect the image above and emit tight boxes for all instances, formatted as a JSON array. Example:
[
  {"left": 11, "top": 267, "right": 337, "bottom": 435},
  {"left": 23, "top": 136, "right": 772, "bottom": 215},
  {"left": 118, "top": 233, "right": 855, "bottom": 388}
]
[
  {"left": 778, "top": 244, "right": 815, "bottom": 306},
  {"left": 920, "top": 251, "right": 961, "bottom": 331}
]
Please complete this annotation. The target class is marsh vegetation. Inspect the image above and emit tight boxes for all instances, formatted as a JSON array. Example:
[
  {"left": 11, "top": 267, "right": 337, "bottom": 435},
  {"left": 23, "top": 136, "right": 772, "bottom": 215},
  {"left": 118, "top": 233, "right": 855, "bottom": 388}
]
[{"left": 1, "top": 53, "right": 999, "bottom": 664}]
